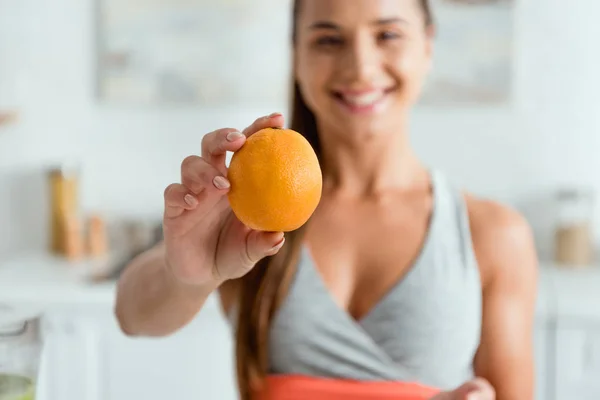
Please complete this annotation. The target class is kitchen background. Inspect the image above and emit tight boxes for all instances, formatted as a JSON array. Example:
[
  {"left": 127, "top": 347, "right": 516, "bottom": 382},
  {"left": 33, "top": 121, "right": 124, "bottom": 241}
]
[
  {"left": 1, "top": 0, "right": 600, "bottom": 399},
  {"left": 1, "top": 0, "right": 600, "bottom": 261}
]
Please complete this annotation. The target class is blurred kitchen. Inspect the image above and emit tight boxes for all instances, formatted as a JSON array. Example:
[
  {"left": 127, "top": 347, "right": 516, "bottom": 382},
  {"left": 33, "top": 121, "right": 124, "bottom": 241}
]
[{"left": 1, "top": 0, "right": 600, "bottom": 399}]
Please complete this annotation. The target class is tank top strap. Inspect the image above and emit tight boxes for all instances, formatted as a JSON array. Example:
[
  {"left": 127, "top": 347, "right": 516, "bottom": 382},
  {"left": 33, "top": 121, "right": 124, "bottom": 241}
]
[{"left": 429, "top": 169, "right": 478, "bottom": 270}]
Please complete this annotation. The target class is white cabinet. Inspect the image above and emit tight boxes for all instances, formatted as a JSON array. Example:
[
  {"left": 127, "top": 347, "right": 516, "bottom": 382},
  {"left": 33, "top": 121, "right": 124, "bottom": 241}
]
[
  {"left": 37, "top": 304, "right": 238, "bottom": 400},
  {"left": 553, "top": 320, "right": 600, "bottom": 400},
  {"left": 101, "top": 307, "right": 237, "bottom": 400},
  {"left": 534, "top": 322, "right": 549, "bottom": 400},
  {"left": 533, "top": 319, "right": 600, "bottom": 400},
  {"left": 37, "top": 310, "right": 105, "bottom": 400}
]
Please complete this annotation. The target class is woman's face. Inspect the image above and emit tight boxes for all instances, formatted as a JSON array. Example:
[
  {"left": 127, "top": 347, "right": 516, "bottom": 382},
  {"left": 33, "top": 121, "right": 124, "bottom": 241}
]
[{"left": 294, "top": 0, "right": 433, "bottom": 137}]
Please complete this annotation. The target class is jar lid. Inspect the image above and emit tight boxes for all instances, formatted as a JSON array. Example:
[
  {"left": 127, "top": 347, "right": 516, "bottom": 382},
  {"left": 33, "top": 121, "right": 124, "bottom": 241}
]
[
  {"left": 47, "top": 162, "right": 80, "bottom": 177},
  {"left": 0, "top": 305, "right": 41, "bottom": 336}
]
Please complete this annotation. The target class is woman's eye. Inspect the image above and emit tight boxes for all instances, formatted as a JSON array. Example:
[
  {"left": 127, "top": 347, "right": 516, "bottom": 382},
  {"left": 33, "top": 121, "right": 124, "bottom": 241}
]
[
  {"left": 315, "top": 36, "right": 344, "bottom": 48},
  {"left": 378, "top": 31, "right": 402, "bottom": 42}
]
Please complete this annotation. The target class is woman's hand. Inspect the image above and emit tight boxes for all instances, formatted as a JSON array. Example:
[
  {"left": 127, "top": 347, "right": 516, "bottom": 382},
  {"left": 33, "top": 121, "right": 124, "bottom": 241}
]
[
  {"left": 430, "top": 378, "right": 495, "bottom": 400},
  {"left": 162, "top": 113, "right": 287, "bottom": 287}
]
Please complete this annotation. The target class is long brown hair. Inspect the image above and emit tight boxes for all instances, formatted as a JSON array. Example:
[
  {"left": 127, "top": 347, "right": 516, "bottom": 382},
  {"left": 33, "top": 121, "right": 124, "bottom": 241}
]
[{"left": 235, "top": 1, "right": 433, "bottom": 399}]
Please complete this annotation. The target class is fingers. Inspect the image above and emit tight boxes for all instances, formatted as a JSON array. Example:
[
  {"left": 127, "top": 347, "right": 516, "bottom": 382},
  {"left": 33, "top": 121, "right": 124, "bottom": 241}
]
[
  {"left": 165, "top": 112, "right": 284, "bottom": 223},
  {"left": 164, "top": 183, "right": 197, "bottom": 219},
  {"left": 244, "top": 230, "right": 285, "bottom": 266},
  {"left": 242, "top": 112, "right": 285, "bottom": 137},
  {"left": 181, "top": 155, "right": 230, "bottom": 195},
  {"left": 201, "top": 128, "right": 246, "bottom": 171},
  {"left": 454, "top": 378, "right": 495, "bottom": 400},
  {"left": 430, "top": 378, "right": 494, "bottom": 400},
  {"left": 164, "top": 157, "right": 230, "bottom": 221},
  {"left": 200, "top": 112, "right": 284, "bottom": 171}
]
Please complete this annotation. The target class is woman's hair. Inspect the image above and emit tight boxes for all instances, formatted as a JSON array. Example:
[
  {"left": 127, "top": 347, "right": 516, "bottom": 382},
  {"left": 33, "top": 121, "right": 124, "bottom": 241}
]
[{"left": 235, "top": 1, "right": 433, "bottom": 399}]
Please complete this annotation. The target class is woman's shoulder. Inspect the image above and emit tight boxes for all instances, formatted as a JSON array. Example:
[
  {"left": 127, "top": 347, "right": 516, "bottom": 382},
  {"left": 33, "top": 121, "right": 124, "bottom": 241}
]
[
  {"left": 464, "top": 193, "right": 531, "bottom": 239},
  {"left": 463, "top": 193, "right": 538, "bottom": 289}
]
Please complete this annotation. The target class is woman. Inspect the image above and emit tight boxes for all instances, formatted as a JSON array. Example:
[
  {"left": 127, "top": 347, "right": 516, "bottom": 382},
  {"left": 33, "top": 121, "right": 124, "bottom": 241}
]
[{"left": 115, "top": 1, "right": 538, "bottom": 399}]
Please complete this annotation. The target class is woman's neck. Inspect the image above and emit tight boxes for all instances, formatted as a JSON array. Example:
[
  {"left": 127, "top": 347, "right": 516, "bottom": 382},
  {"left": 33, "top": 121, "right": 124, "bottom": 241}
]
[{"left": 317, "top": 122, "right": 428, "bottom": 198}]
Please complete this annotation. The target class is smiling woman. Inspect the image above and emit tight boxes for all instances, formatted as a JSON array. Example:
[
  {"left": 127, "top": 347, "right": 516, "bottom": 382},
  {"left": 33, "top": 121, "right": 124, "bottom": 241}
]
[
  {"left": 293, "top": 0, "right": 434, "bottom": 138},
  {"left": 114, "top": 1, "right": 538, "bottom": 400}
]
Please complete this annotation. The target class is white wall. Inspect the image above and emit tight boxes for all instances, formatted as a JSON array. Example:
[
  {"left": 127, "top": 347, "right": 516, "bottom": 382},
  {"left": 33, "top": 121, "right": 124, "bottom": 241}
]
[{"left": 1, "top": 0, "right": 600, "bottom": 261}]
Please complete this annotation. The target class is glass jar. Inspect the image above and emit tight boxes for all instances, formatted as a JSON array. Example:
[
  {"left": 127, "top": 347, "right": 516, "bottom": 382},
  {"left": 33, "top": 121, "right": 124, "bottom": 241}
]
[
  {"left": 0, "top": 306, "right": 42, "bottom": 400},
  {"left": 48, "top": 165, "right": 81, "bottom": 257},
  {"left": 554, "top": 188, "right": 595, "bottom": 266}
]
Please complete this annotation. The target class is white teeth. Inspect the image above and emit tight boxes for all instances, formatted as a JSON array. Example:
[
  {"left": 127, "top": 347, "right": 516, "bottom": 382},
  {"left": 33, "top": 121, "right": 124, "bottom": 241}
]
[{"left": 342, "top": 91, "right": 384, "bottom": 107}]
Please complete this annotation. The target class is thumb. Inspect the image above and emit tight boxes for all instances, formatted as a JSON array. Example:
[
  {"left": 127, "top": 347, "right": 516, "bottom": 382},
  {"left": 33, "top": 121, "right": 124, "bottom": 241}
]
[{"left": 245, "top": 230, "right": 285, "bottom": 265}]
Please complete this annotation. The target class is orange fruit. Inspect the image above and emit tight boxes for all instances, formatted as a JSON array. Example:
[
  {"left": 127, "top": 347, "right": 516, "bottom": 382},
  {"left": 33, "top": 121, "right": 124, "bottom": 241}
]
[{"left": 227, "top": 127, "right": 322, "bottom": 232}]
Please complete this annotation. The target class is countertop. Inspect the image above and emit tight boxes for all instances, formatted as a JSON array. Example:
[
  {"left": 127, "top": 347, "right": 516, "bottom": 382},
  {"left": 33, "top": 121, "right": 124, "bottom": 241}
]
[
  {"left": 0, "top": 252, "right": 599, "bottom": 322},
  {"left": 0, "top": 253, "right": 117, "bottom": 305},
  {"left": 0, "top": 252, "right": 222, "bottom": 312}
]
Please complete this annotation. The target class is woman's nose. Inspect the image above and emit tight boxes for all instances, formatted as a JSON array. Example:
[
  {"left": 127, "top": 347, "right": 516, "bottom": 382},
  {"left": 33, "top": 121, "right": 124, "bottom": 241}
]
[{"left": 337, "top": 34, "right": 381, "bottom": 85}]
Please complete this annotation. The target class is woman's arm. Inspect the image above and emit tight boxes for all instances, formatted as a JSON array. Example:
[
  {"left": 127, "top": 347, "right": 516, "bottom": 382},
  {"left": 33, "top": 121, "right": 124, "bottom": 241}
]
[
  {"left": 467, "top": 196, "right": 539, "bottom": 400},
  {"left": 115, "top": 242, "right": 222, "bottom": 337}
]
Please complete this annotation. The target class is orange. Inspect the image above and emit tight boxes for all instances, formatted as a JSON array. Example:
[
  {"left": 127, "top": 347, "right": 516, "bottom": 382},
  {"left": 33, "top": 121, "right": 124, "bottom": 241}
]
[{"left": 227, "top": 127, "right": 322, "bottom": 232}]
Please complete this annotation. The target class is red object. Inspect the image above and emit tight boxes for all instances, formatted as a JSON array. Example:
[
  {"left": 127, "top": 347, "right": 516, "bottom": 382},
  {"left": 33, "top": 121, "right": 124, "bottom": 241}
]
[{"left": 254, "top": 375, "right": 441, "bottom": 400}]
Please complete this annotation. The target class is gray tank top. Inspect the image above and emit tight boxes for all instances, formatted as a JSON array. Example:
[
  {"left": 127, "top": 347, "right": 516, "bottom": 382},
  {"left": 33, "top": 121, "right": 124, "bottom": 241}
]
[{"left": 231, "top": 170, "right": 482, "bottom": 391}]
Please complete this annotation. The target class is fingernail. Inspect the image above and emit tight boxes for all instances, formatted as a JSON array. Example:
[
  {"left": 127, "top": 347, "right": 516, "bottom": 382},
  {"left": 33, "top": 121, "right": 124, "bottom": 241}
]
[
  {"left": 213, "top": 176, "right": 231, "bottom": 190},
  {"left": 268, "top": 238, "right": 285, "bottom": 253},
  {"left": 226, "top": 131, "right": 245, "bottom": 142},
  {"left": 184, "top": 194, "right": 198, "bottom": 207},
  {"left": 268, "top": 112, "right": 282, "bottom": 118}
]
